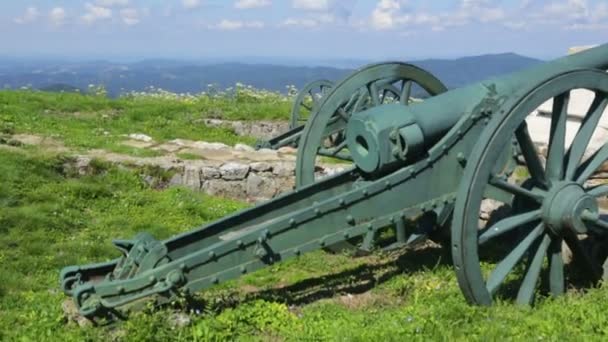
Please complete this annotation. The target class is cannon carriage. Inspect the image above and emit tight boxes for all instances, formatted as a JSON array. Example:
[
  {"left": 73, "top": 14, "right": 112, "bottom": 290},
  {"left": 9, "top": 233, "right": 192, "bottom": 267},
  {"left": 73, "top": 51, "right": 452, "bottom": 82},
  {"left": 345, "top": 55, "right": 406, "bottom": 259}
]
[{"left": 61, "top": 44, "right": 608, "bottom": 319}]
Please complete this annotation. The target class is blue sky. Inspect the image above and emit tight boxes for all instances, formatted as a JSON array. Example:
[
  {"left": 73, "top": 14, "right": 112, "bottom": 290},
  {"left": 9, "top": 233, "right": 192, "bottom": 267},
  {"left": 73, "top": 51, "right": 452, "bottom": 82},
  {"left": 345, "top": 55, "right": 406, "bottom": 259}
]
[{"left": 1, "top": 0, "right": 606, "bottom": 61}]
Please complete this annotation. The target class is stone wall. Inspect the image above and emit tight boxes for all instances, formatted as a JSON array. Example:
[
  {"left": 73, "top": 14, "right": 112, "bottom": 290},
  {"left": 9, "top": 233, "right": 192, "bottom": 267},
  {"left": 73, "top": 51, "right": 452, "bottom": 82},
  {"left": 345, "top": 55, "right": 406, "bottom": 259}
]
[
  {"left": 70, "top": 139, "right": 347, "bottom": 203},
  {"left": 203, "top": 119, "right": 290, "bottom": 140}
]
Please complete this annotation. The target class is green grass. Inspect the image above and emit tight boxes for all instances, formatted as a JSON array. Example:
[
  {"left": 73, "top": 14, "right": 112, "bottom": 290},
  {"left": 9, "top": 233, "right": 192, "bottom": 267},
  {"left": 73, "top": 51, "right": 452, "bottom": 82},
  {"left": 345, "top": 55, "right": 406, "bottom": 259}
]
[
  {"left": 1, "top": 147, "right": 608, "bottom": 341},
  {"left": 0, "top": 90, "right": 292, "bottom": 155}
]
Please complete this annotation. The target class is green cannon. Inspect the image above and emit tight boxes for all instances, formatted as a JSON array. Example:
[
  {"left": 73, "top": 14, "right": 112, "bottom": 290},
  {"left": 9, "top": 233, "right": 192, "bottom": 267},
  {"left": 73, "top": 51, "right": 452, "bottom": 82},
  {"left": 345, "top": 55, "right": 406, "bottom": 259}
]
[{"left": 61, "top": 44, "right": 608, "bottom": 319}]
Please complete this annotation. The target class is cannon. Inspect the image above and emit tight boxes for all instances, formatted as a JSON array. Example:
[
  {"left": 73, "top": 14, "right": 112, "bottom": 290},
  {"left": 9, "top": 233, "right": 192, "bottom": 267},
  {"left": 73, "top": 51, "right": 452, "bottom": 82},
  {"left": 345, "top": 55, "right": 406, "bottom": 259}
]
[
  {"left": 255, "top": 71, "right": 440, "bottom": 153},
  {"left": 61, "top": 44, "right": 608, "bottom": 319}
]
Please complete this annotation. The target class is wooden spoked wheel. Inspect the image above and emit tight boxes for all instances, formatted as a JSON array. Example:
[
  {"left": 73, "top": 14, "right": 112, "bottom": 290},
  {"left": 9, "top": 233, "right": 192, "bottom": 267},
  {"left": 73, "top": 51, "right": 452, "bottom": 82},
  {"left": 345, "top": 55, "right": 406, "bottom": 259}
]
[
  {"left": 295, "top": 62, "right": 448, "bottom": 188},
  {"left": 452, "top": 69, "right": 608, "bottom": 305}
]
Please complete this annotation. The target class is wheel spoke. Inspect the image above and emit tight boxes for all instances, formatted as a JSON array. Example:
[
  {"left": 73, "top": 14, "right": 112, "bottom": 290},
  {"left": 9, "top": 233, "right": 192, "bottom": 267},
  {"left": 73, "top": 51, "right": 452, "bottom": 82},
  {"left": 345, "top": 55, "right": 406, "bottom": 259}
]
[
  {"left": 515, "top": 123, "right": 548, "bottom": 188},
  {"left": 380, "top": 88, "right": 390, "bottom": 104},
  {"left": 548, "top": 237, "right": 565, "bottom": 296},
  {"left": 486, "top": 223, "right": 544, "bottom": 295},
  {"left": 516, "top": 233, "right": 551, "bottom": 305},
  {"left": 565, "top": 94, "right": 608, "bottom": 180},
  {"left": 400, "top": 80, "right": 412, "bottom": 105},
  {"left": 587, "top": 184, "right": 608, "bottom": 197},
  {"left": 575, "top": 143, "right": 608, "bottom": 184},
  {"left": 329, "top": 141, "right": 347, "bottom": 156},
  {"left": 336, "top": 108, "right": 350, "bottom": 121},
  {"left": 479, "top": 209, "right": 542, "bottom": 245},
  {"left": 353, "top": 89, "right": 368, "bottom": 112},
  {"left": 301, "top": 102, "right": 312, "bottom": 111},
  {"left": 489, "top": 176, "right": 545, "bottom": 203},
  {"left": 545, "top": 93, "right": 570, "bottom": 181},
  {"left": 581, "top": 212, "right": 608, "bottom": 231},
  {"left": 368, "top": 82, "right": 380, "bottom": 106}
]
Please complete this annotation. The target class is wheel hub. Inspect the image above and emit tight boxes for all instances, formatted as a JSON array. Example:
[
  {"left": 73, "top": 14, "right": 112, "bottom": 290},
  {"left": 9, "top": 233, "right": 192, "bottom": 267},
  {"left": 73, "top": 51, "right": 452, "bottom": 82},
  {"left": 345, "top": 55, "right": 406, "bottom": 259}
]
[{"left": 542, "top": 182, "right": 598, "bottom": 235}]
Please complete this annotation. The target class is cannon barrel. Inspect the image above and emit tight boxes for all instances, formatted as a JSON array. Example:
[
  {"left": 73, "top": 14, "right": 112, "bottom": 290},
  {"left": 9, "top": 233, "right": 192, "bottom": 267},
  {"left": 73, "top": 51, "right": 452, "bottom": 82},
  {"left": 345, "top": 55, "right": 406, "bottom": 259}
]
[{"left": 348, "top": 43, "right": 608, "bottom": 174}]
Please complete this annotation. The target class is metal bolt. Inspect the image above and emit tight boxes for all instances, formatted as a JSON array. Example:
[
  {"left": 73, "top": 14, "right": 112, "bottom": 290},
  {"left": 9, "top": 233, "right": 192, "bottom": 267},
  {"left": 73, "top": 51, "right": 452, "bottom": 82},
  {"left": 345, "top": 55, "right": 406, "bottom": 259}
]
[
  {"left": 346, "top": 215, "right": 355, "bottom": 224},
  {"left": 208, "top": 251, "right": 216, "bottom": 260},
  {"left": 237, "top": 240, "right": 244, "bottom": 248},
  {"left": 289, "top": 219, "right": 296, "bottom": 227},
  {"left": 339, "top": 199, "right": 346, "bottom": 206},
  {"left": 240, "top": 266, "right": 247, "bottom": 274},
  {"left": 314, "top": 208, "right": 321, "bottom": 216},
  {"left": 255, "top": 248, "right": 265, "bottom": 258},
  {"left": 211, "top": 277, "right": 219, "bottom": 284},
  {"left": 294, "top": 248, "right": 301, "bottom": 256}
]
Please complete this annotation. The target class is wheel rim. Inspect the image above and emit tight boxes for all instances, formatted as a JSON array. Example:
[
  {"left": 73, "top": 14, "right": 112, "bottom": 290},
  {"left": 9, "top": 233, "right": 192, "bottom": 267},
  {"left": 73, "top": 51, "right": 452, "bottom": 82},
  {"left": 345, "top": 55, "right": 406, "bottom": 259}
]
[
  {"left": 295, "top": 62, "right": 448, "bottom": 188},
  {"left": 452, "top": 69, "right": 608, "bottom": 305},
  {"left": 290, "top": 80, "right": 334, "bottom": 130}
]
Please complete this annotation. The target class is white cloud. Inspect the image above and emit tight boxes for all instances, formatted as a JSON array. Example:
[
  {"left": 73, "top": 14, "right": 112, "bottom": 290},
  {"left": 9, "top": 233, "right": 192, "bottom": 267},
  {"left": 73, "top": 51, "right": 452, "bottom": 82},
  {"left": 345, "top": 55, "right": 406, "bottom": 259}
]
[
  {"left": 49, "top": 7, "right": 67, "bottom": 27},
  {"left": 82, "top": 3, "right": 112, "bottom": 24},
  {"left": 120, "top": 8, "right": 140, "bottom": 26},
  {"left": 210, "top": 20, "right": 265, "bottom": 30},
  {"left": 14, "top": 6, "right": 40, "bottom": 24},
  {"left": 528, "top": 0, "right": 607, "bottom": 31},
  {"left": 370, "top": 0, "right": 407, "bottom": 30},
  {"left": 235, "top": 0, "right": 271, "bottom": 9},
  {"left": 182, "top": 0, "right": 202, "bottom": 9},
  {"left": 281, "top": 17, "right": 319, "bottom": 27},
  {"left": 292, "top": 0, "right": 329, "bottom": 11},
  {"left": 95, "top": 0, "right": 129, "bottom": 7},
  {"left": 369, "top": 0, "right": 505, "bottom": 31}
]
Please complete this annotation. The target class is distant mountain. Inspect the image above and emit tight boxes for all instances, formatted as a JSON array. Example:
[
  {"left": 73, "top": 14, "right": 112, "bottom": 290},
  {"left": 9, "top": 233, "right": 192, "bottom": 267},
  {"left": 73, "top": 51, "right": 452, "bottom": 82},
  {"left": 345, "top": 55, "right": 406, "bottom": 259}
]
[
  {"left": 412, "top": 53, "right": 543, "bottom": 89},
  {"left": 0, "top": 53, "right": 543, "bottom": 97}
]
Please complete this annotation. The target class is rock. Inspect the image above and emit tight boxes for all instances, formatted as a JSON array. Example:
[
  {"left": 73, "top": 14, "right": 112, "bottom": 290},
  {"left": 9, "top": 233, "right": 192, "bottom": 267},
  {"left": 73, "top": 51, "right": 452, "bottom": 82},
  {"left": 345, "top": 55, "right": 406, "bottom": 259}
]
[
  {"left": 480, "top": 199, "right": 502, "bottom": 220},
  {"left": 246, "top": 173, "right": 277, "bottom": 199},
  {"left": 277, "top": 146, "right": 298, "bottom": 155},
  {"left": 75, "top": 156, "right": 92, "bottom": 175},
  {"left": 273, "top": 162, "right": 295, "bottom": 177},
  {"left": 201, "top": 166, "right": 221, "bottom": 179},
  {"left": 122, "top": 140, "right": 155, "bottom": 149},
  {"left": 169, "top": 173, "right": 183, "bottom": 187},
  {"left": 192, "top": 141, "right": 230, "bottom": 150},
  {"left": 203, "top": 119, "right": 225, "bottom": 127},
  {"left": 127, "top": 133, "right": 153, "bottom": 142},
  {"left": 155, "top": 142, "right": 184, "bottom": 153},
  {"left": 62, "top": 299, "right": 92, "bottom": 328},
  {"left": 168, "top": 312, "right": 192, "bottom": 329},
  {"left": 202, "top": 180, "right": 246, "bottom": 198},
  {"left": 234, "top": 143, "right": 255, "bottom": 152},
  {"left": 220, "top": 162, "right": 249, "bottom": 180},
  {"left": 323, "top": 167, "right": 346, "bottom": 177},
  {"left": 182, "top": 165, "right": 202, "bottom": 189},
  {"left": 250, "top": 162, "right": 273, "bottom": 172}
]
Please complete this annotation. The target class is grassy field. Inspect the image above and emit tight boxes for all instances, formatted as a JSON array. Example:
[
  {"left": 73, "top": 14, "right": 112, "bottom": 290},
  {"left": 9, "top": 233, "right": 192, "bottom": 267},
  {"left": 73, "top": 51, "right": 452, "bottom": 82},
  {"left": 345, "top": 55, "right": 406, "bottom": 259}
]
[
  {"left": 0, "top": 89, "right": 292, "bottom": 155},
  {"left": 1, "top": 91, "right": 608, "bottom": 341}
]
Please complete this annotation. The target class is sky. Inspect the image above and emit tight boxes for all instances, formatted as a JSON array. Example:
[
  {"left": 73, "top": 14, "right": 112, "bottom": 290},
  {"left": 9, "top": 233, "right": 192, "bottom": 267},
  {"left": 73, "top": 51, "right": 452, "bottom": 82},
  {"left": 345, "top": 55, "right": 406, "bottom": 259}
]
[{"left": 1, "top": 0, "right": 607, "bottom": 61}]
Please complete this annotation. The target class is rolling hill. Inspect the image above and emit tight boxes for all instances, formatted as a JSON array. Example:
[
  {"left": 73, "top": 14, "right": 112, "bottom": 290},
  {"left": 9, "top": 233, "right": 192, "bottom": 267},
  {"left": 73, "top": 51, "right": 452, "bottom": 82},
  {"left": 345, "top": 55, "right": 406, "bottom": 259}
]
[{"left": 0, "top": 53, "right": 542, "bottom": 97}]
